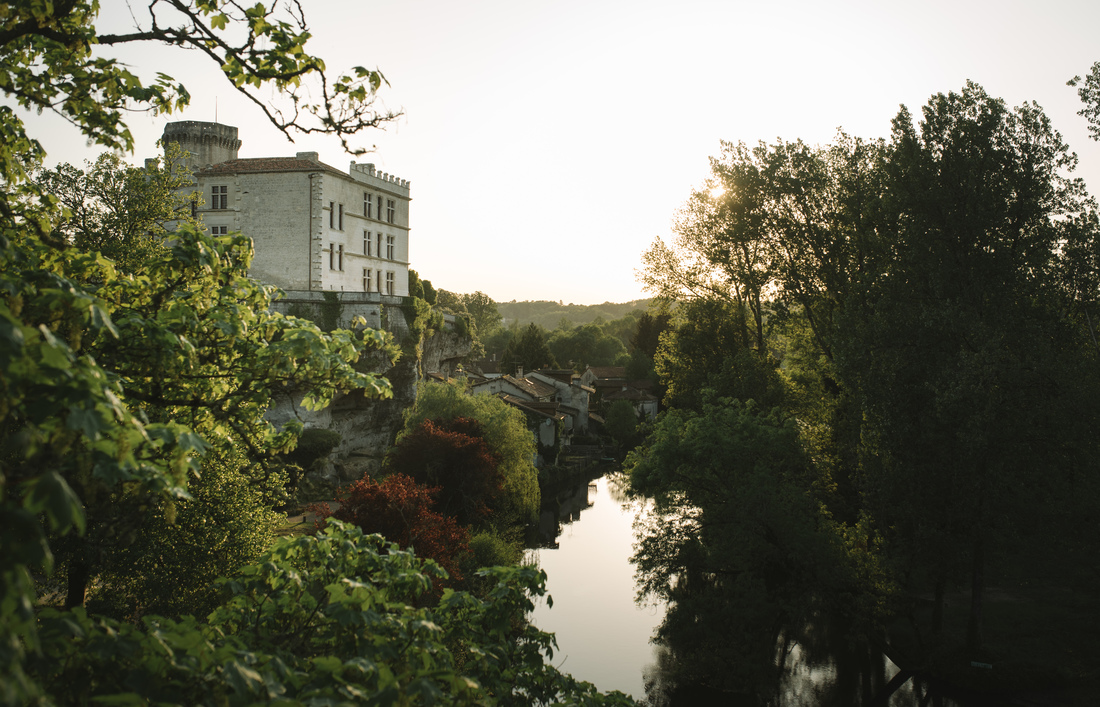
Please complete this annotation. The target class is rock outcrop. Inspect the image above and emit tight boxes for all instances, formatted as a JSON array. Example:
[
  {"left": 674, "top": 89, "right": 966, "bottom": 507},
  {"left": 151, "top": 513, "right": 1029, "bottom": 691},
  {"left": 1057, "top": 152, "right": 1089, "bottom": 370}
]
[{"left": 267, "top": 323, "right": 472, "bottom": 495}]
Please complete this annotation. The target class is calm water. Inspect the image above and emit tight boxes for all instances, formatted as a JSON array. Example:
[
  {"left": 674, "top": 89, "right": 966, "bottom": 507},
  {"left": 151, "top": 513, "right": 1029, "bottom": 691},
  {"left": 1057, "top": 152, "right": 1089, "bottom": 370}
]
[
  {"left": 525, "top": 473, "right": 661, "bottom": 700},
  {"left": 525, "top": 471, "right": 966, "bottom": 706}
]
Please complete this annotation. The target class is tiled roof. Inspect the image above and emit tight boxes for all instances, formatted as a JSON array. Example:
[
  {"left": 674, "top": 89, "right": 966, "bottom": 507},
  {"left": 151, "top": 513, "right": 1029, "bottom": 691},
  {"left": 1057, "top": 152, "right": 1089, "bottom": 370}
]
[
  {"left": 196, "top": 157, "right": 346, "bottom": 178},
  {"left": 502, "top": 375, "right": 556, "bottom": 400},
  {"left": 586, "top": 366, "right": 626, "bottom": 380}
]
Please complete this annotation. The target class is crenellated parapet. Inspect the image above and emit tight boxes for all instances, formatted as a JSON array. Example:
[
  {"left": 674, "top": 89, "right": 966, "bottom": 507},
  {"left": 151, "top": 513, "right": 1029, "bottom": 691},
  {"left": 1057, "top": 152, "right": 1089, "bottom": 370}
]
[
  {"left": 348, "top": 161, "right": 411, "bottom": 193},
  {"left": 162, "top": 121, "right": 242, "bottom": 169}
]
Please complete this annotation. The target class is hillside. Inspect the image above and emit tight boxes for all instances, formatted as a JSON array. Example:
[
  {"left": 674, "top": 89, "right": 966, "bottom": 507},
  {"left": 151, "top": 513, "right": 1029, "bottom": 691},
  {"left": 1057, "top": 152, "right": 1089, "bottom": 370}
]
[{"left": 496, "top": 298, "right": 655, "bottom": 329}]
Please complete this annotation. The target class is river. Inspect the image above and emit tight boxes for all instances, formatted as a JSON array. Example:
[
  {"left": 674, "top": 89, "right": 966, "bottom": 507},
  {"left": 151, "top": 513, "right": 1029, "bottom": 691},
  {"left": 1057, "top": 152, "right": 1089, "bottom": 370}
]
[{"left": 525, "top": 470, "right": 969, "bottom": 706}]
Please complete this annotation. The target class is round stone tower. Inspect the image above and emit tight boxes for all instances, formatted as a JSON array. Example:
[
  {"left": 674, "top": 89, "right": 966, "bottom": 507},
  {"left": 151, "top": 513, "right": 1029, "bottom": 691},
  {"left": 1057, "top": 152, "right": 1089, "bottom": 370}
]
[{"left": 161, "top": 121, "right": 241, "bottom": 171}]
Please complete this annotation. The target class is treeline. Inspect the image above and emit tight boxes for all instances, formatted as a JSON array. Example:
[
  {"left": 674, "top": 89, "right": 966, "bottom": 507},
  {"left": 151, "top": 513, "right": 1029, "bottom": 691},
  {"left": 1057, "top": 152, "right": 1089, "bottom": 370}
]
[
  {"left": 495, "top": 298, "right": 655, "bottom": 329},
  {"left": 626, "top": 80, "right": 1100, "bottom": 703}
]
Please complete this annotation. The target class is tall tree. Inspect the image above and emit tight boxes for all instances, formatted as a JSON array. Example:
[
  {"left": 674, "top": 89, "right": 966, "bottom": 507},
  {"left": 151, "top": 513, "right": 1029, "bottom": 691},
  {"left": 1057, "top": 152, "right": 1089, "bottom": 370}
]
[
  {"left": 840, "top": 83, "right": 1100, "bottom": 648},
  {"left": 500, "top": 322, "right": 557, "bottom": 374},
  {"left": 33, "top": 148, "right": 198, "bottom": 272}
]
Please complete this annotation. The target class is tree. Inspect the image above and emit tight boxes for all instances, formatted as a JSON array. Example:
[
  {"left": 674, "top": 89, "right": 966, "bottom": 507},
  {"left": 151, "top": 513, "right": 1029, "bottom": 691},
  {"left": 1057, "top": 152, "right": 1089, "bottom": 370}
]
[
  {"left": 1069, "top": 60, "right": 1100, "bottom": 142},
  {"left": 629, "top": 311, "right": 672, "bottom": 359},
  {"left": 603, "top": 399, "right": 639, "bottom": 451},
  {"left": 32, "top": 147, "right": 199, "bottom": 273},
  {"left": 654, "top": 298, "right": 786, "bottom": 413},
  {"left": 548, "top": 322, "right": 627, "bottom": 372},
  {"left": 500, "top": 322, "right": 557, "bottom": 374},
  {"left": 461, "top": 290, "right": 502, "bottom": 339},
  {"left": 401, "top": 382, "right": 540, "bottom": 528},
  {"left": 1, "top": 1, "right": 400, "bottom": 698},
  {"left": 386, "top": 417, "right": 504, "bottom": 527},
  {"left": 840, "top": 83, "right": 1100, "bottom": 649}
]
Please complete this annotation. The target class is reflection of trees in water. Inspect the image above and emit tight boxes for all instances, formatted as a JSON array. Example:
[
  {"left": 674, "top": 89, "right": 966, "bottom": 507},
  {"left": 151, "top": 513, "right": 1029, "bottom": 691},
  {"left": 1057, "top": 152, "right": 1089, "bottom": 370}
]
[{"left": 637, "top": 586, "right": 962, "bottom": 706}]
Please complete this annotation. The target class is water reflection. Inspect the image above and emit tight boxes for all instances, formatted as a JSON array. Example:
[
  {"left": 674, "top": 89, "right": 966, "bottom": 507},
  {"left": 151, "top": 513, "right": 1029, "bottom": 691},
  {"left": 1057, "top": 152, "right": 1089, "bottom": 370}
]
[
  {"left": 527, "top": 470, "right": 968, "bottom": 706},
  {"left": 526, "top": 471, "right": 662, "bottom": 700}
]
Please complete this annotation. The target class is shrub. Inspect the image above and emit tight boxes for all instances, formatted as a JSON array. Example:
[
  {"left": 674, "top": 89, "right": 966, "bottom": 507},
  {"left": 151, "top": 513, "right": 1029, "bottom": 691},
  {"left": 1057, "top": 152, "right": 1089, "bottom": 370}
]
[{"left": 314, "top": 473, "right": 470, "bottom": 585}]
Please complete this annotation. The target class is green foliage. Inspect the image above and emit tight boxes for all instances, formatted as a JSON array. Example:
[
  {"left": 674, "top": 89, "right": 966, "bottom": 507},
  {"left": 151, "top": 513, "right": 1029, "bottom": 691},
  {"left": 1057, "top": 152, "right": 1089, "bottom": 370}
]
[
  {"left": 407, "top": 268, "right": 426, "bottom": 299},
  {"left": 402, "top": 382, "right": 541, "bottom": 527},
  {"left": 603, "top": 400, "right": 639, "bottom": 450},
  {"left": 500, "top": 322, "right": 557, "bottom": 375},
  {"left": 655, "top": 299, "right": 786, "bottom": 412},
  {"left": 0, "top": 1, "right": 398, "bottom": 158},
  {"left": 87, "top": 448, "right": 283, "bottom": 621},
  {"left": 33, "top": 147, "right": 198, "bottom": 273},
  {"left": 319, "top": 290, "right": 342, "bottom": 332},
  {"left": 24, "top": 522, "right": 635, "bottom": 706},
  {"left": 548, "top": 322, "right": 627, "bottom": 372},
  {"left": 496, "top": 299, "right": 655, "bottom": 329},
  {"left": 638, "top": 78, "right": 1100, "bottom": 677},
  {"left": 461, "top": 290, "right": 502, "bottom": 339},
  {"left": 627, "top": 398, "right": 884, "bottom": 697},
  {"left": 1069, "top": 60, "right": 1100, "bottom": 142}
]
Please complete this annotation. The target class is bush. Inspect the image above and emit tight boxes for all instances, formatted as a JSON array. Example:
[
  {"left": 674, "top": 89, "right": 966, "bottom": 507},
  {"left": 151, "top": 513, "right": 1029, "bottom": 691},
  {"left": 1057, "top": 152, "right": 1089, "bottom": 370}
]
[{"left": 314, "top": 473, "right": 470, "bottom": 585}]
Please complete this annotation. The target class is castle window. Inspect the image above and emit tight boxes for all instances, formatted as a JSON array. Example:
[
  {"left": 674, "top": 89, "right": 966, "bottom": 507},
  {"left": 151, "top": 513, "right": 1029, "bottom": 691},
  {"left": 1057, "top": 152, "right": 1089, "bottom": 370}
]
[
  {"left": 338, "top": 203, "right": 344, "bottom": 230},
  {"left": 210, "top": 225, "right": 228, "bottom": 235},
  {"left": 386, "top": 235, "right": 395, "bottom": 260},
  {"left": 329, "top": 201, "right": 334, "bottom": 228},
  {"left": 386, "top": 199, "right": 395, "bottom": 224},
  {"left": 338, "top": 243, "right": 344, "bottom": 271},
  {"left": 364, "top": 192, "right": 372, "bottom": 218},
  {"left": 364, "top": 231, "right": 371, "bottom": 256},
  {"left": 376, "top": 195, "right": 382, "bottom": 220},
  {"left": 363, "top": 268, "right": 371, "bottom": 292},
  {"left": 377, "top": 269, "right": 382, "bottom": 292},
  {"left": 212, "top": 185, "right": 228, "bottom": 210},
  {"left": 329, "top": 242, "right": 335, "bottom": 270},
  {"left": 385, "top": 271, "right": 395, "bottom": 295}
]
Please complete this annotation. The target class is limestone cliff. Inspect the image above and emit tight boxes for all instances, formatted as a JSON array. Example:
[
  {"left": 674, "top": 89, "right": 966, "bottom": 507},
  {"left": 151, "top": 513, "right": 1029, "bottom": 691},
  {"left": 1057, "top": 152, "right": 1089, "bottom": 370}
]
[{"left": 267, "top": 324, "right": 472, "bottom": 493}]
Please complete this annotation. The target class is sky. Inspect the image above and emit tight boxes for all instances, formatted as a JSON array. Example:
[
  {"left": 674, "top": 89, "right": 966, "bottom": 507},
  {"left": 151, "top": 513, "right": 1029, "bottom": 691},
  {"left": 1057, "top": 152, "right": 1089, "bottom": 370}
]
[{"left": 21, "top": 0, "right": 1100, "bottom": 305}]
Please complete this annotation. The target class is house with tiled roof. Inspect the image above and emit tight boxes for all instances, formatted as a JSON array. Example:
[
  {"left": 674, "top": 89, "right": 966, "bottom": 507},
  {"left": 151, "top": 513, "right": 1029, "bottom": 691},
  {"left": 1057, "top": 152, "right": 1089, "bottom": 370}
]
[{"left": 160, "top": 120, "right": 410, "bottom": 295}]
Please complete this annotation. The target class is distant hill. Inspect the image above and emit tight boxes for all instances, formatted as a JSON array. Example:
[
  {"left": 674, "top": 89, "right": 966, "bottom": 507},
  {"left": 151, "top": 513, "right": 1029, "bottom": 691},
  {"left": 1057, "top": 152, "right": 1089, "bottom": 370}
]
[{"left": 496, "top": 298, "right": 656, "bottom": 329}]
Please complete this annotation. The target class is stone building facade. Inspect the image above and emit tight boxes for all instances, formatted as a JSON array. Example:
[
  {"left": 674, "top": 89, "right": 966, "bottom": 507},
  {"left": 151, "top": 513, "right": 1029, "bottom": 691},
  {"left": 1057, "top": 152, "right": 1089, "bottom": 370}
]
[{"left": 161, "top": 120, "right": 411, "bottom": 296}]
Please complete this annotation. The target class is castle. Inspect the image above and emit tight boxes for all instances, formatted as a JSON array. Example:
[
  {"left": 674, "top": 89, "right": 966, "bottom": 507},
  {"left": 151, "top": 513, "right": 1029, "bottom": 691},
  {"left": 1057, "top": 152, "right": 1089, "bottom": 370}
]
[{"left": 160, "top": 121, "right": 411, "bottom": 298}]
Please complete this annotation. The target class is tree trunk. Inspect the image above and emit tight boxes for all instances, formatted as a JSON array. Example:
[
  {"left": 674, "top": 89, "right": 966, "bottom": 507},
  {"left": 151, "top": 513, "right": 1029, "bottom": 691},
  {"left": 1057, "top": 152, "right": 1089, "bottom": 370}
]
[
  {"left": 64, "top": 555, "right": 91, "bottom": 609},
  {"left": 966, "top": 536, "right": 984, "bottom": 651},
  {"left": 931, "top": 575, "right": 946, "bottom": 637}
]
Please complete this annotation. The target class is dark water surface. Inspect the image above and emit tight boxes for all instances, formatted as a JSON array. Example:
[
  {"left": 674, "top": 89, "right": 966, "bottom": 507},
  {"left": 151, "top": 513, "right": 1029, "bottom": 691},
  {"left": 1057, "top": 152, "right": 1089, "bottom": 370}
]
[{"left": 525, "top": 471, "right": 971, "bottom": 706}]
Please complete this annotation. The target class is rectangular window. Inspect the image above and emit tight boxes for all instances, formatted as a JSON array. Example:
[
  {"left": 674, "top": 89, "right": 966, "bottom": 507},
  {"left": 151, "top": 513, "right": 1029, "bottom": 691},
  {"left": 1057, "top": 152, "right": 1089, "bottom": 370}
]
[
  {"left": 329, "top": 201, "right": 334, "bottom": 228},
  {"left": 210, "top": 225, "right": 228, "bottom": 235},
  {"left": 329, "top": 242, "right": 335, "bottom": 270},
  {"left": 338, "top": 203, "right": 344, "bottom": 230},
  {"left": 212, "top": 185, "right": 228, "bottom": 210},
  {"left": 363, "top": 268, "right": 370, "bottom": 292},
  {"left": 377, "top": 269, "right": 382, "bottom": 293},
  {"left": 386, "top": 235, "right": 395, "bottom": 260},
  {"left": 385, "top": 271, "right": 395, "bottom": 295},
  {"left": 338, "top": 243, "right": 344, "bottom": 271},
  {"left": 364, "top": 231, "right": 371, "bottom": 256},
  {"left": 386, "top": 199, "right": 395, "bottom": 224},
  {"left": 364, "top": 192, "right": 372, "bottom": 218},
  {"left": 376, "top": 195, "right": 382, "bottom": 221}
]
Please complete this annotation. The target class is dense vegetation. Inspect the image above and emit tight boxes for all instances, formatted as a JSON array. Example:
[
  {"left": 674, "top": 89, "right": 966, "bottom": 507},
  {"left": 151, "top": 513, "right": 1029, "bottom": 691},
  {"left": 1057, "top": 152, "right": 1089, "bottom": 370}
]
[
  {"left": 0, "top": 2, "right": 631, "bottom": 704},
  {"left": 628, "top": 79, "right": 1100, "bottom": 703}
]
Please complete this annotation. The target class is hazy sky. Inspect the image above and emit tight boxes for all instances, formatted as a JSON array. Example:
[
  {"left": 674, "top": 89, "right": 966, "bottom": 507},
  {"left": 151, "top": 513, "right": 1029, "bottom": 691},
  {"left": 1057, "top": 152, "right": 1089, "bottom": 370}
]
[{"left": 23, "top": 0, "right": 1100, "bottom": 305}]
